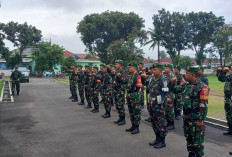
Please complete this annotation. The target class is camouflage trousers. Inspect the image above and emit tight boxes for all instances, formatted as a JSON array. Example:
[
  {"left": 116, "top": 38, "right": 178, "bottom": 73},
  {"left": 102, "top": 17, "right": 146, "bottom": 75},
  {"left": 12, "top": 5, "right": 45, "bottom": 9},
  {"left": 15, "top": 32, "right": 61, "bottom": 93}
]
[
  {"left": 127, "top": 92, "right": 141, "bottom": 126},
  {"left": 151, "top": 101, "right": 167, "bottom": 138},
  {"left": 70, "top": 81, "right": 77, "bottom": 99},
  {"left": 78, "top": 84, "right": 85, "bottom": 102},
  {"left": 11, "top": 81, "right": 20, "bottom": 93},
  {"left": 115, "top": 90, "right": 125, "bottom": 118},
  {"left": 225, "top": 96, "right": 232, "bottom": 126},
  {"left": 174, "top": 93, "right": 183, "bottom": 115},
  {"left": 100, "top": 87, "right": 105, "bottom": 102},
  {"left": 103, "top": 90, "right": 111, "bottom": 112},
  {"left": 166, "top": 98, "right": 175, "bottom": 122},
  {"left": 140, "top": 88, "right": 144, "bottom": 107},
  {"left": 84, "top": 85, "right": 92, "bottom": 104},
  {"left": 184, "top": 119, "right": 205, "bottom": 157},
  {"left": 147, "top": 94, "right": 151, "bottom": 116},
  {"left": 91, "top": 89, "right": 99, "bottom": 109}
]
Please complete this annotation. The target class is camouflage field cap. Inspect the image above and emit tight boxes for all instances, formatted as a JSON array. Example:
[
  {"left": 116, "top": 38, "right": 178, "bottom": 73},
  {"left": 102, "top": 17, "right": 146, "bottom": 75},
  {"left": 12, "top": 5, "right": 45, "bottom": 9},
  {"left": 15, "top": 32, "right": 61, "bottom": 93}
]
[
  {"left": 138, "top": 62, "right": 144, "bottom": 65},
  {"left": 165, "top": 63, "right": 173, "bottom": 69},
  {"left": 15, "top": 66, "right": 19, "bottom": 69},
  {"left": 199, "top": 65, "right": 204, "bottom": 70},
  {"left": 153, "top": 63, "right": 164, "bottom": 69},
  {"left": 93, "top": 65, "right": 99, "bottom": 70},
  {"left": 85, "top": 65, "right": 90, "bottom": 68},
  {"left": 77, "top": 65, "right": 83, "bottom": 68},
  {"left": 186, "top": 66, "right": 200, "bottom": 72},
  {"left": 100, "top": 63, "right": 106, "bottom": 67},
  {"left": 109, "top": 64, "right": 113, "bottom": 67},
  {"left": 128, "top": 62, "right": 138, "bottom": 69},
  {"left": 174, "top": 65, "right": 181, "bottom": 70},
  {"left": 115, "top": 60, "right": 123, "bottom": 65}
]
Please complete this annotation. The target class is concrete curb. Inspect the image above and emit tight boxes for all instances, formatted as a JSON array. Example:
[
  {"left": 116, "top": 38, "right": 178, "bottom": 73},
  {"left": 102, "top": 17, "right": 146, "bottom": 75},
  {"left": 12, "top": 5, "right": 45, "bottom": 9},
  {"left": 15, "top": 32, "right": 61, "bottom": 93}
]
[
  {"left": 8, "top": 81, "right": 14, "bottom": 103},
  {"left": 0, "top": 80, "right": 5, "bottom": 102}
]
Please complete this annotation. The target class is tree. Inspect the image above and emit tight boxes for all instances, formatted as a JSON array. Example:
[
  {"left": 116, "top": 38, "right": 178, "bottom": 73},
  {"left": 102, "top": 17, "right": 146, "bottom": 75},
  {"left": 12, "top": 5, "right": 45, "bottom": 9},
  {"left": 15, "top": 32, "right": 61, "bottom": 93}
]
[
  {"left": 2, "top": 21, "right": 42, "bottom": 56},
  {"left": 62, "top": 57, "right": 77, "bottom": 70},
  {"left": 33, "top": 42, "right": 64, "bottom": 72},
  {"left": 211, "top": 24, "right": 232, "bottom": 66},
  {"left": 160, "top": 50, "right": 168, "bottom": 59},
  {"left": 84, "top": 54, "right": 92, "bottom": 59},
  {"left": 77, "top": 11, "right": 145, "bottom": 63},
  {"left": 178, "top": 56, "right": 192, "bottom": 69},
  {"left": 186, "top": 12, "right": 225, "bottom": 65}
]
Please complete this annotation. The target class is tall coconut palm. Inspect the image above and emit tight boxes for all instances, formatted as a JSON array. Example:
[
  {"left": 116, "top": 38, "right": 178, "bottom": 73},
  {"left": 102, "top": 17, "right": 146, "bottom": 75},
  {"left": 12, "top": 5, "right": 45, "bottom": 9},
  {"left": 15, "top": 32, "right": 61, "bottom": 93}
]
[{"left": 144, "top": 28, "right": 161, "bottom": 63}]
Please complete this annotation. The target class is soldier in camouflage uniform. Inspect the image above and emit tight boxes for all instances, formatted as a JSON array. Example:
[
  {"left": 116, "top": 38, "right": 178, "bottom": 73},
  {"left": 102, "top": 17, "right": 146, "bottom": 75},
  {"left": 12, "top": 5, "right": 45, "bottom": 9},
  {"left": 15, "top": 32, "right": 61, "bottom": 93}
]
[
  {"left": 173, "top": 65, "right": 185, "bottom": 120},
  {"left": 198, "top": 66, "right": 209, "bottom": 86},
  {"left": 77, "top": 65, "right": 85, "bottom": 105},
  {"left": 125, "top": 63, "right": 142, "bottom": 134},
  {"left": 101, "top": 64, "right": 112, "bottom": 118},
  {"left": 99, "top": 64, "right": 105, "bottom": 104},
  {"left": 170, "top": 66, "right": 209, "bottom": 157},
  {"left": 217, "top": 65, "right": 232, "bottom": 135},
  {"left": 138, "top": 62, "right": 146, "bottom": 109},
  {"left": 84, "top": 65, "right": 93, "bottom": 108},
  {"left": 142, "top": 66, "right": 154, "bottom": 123},
  {"left": 110, "top": 60, "right": 127, "bottom": 125},
  {"left": 65, "top": 65, "right": 78, "bottom": 102},
  {"left": 10, "top": 67, "right": 22, "bottom": 95},
  {"left": 164, "top": 64, "right": 176, "bottom": 130},
  {"left": 90, "top": 65, "right": 101, "bottom": 113},
  {"left": 148, "top": 63, "right": 168, "bottom": 149}
]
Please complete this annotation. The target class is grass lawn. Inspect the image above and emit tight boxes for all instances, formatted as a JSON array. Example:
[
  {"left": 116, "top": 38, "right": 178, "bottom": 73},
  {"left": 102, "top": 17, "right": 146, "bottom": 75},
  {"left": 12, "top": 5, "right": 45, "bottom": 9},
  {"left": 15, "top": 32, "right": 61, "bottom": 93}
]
[
  {"left": 207, "top": 75, "right": 226, "bottom": 120},
  {"left": 55, "top": 77, "right": 69, "bottom": 83},
  {"left": 54, "top": 75, "right": 227, "bottom": 120},
  {"left": 0, "top": 80, "right": 5, "bottom": 96}
]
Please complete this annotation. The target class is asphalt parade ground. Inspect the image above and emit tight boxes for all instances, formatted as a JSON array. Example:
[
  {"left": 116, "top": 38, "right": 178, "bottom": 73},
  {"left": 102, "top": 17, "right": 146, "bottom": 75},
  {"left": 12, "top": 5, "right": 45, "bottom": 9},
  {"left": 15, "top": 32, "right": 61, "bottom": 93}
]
[{"left": 0, "top": 78, "right": 231, "bottom": 157}]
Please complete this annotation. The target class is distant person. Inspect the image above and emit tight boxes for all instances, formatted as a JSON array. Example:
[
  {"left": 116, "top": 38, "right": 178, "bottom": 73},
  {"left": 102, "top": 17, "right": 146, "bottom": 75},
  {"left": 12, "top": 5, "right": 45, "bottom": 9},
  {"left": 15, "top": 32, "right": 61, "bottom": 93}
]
[{"left": 10, "top": 67, "right": 22, "bottom": 95}]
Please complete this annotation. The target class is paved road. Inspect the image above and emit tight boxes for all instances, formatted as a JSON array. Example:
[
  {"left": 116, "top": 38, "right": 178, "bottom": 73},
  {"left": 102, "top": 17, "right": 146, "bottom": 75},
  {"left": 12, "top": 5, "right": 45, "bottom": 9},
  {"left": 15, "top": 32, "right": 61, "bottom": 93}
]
[{"left": 0, "top": 78, "right": 231, "bottom": 157}]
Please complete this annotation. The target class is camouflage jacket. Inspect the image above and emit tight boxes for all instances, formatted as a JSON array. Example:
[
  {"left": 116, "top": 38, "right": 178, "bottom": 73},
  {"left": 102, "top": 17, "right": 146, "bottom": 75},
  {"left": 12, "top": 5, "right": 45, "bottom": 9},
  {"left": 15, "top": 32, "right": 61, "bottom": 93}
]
[
  {"left": 217, "top": 70, "right": 232, "bottom": 96},
  {"left": 84, "top": 71, "right": 92, "bottom": 86},
  {"left": 199, "top": 74, "right": 209, "bottom": 86},
  {"left": 164, "top": 72, "right": 176, "bottom": 99},
  {"left": 149, "top": 75, "right": 169, "bottom": 105},
  {"left": 77, "top": 70, "right": 85, "bottom": 85},
  {"left": 89, "top": 72, "right": 102, "bottom": 91},
  {"left": 110, "top": 68, "right": 127, "bottom": 91},
  {"left": 142, "top": 74, "right": 155, "bottom": 93},
  {"left": 11, "top": 71, "right": 22, "bottom": 81},
  {"left": 127, "top": 73, "right": 141, "bottom": 93},
  {"left": 102, "top": 73, "right": 112, "bottom": 93},
  {"left": 171, "top": 78, "right": 209, "bottom": 121}
]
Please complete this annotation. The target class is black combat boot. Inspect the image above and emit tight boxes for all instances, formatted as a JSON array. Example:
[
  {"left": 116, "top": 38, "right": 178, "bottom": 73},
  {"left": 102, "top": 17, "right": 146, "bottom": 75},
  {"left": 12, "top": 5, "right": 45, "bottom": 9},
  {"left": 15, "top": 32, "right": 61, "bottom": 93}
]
[
  {"left": 101, "top": 112, "right": 107, "bottom": 117},
  {"left": 114, "top": 118, "right": 121, "bottom": 124},
  {"left": 166, "top": 121, "right": 175, "bottom": 130},
  {"left": 223, "top": 125, "right": 232, "bottom": 135},
  {"left": 149, "top": 134, "right": 160, "bottom": 146},
  {"left": 17, "top": 92, "right": 20, "bottom": 95},
  {"left": 229, "top": 151, "right": 232, "bottom": 155},
  {"left": 175, "top": 112, "right": 182, "bottom": 120},
  {"left": 154, "top": 137, "right": 166, "bottom": 149},
  {"left": 103, "top": 111, "right": 111, "bottom": 118},
  {"left": 125, "top": 123, "right": 135, "bottom": 132},
  {"left": 12, "top": 91, "right": 14, "bottom": 96},
  {"left": 69, "top": 96, "right": 74, "bottom": 99},
  {"left": 91, "top": 108, "right": 99, "bottom": 113},
  {"left": 72, "top": 98, "right": 78, "bottom": 102},
  {"left": 188, "top": 152, "right": 196, "bottom": 157},
  {"left": 145, "top": 117, "right": 151, "bottom": 122},
  {"left": 78, "top": 100, "right": 84, "bottom": 105},
  {"left": 117, "top": 117, "right": 126, "bottom": 125},
  {"left": 131, "top": 125, "right": 140, "bottom": 134},
  {"left": 84, "top": 103, "right": 92, "bottom": 109}
]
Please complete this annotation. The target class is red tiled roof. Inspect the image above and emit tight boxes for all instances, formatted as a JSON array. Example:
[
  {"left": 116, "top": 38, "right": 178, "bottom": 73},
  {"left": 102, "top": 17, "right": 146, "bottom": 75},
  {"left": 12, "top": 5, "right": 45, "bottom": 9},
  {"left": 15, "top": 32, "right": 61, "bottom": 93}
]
[{"left": 64, "top": 50, "right": 74, "bottom": 58}]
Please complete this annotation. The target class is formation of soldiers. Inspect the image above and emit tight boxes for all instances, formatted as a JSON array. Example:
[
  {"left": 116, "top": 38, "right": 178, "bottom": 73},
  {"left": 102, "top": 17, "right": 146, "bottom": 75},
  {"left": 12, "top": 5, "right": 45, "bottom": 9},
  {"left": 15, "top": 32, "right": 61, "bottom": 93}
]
[{"left": 64, "top": 60, "right": 232, "bottom": 157}]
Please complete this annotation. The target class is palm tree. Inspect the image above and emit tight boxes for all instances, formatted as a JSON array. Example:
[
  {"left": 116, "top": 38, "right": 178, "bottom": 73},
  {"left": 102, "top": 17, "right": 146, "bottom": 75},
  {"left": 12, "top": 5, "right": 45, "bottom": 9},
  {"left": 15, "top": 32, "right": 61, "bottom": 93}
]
[{"left": 144, "top": 28, "right": 161, "bottom": 63}]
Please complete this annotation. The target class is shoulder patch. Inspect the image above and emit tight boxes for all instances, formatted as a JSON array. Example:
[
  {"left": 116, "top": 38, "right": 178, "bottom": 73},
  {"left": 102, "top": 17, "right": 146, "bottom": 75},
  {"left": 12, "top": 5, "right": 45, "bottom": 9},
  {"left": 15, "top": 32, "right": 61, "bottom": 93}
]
[{"left": 200, "top": 85, "right": 209, "bottom": 102}]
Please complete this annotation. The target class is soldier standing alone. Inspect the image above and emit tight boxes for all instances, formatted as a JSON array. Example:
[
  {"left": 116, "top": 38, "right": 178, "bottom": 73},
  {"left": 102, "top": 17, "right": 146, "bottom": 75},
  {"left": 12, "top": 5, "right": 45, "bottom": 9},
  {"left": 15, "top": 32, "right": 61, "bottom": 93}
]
[{"left": 10, "top": 67, "right": 22, "bottom": 95}]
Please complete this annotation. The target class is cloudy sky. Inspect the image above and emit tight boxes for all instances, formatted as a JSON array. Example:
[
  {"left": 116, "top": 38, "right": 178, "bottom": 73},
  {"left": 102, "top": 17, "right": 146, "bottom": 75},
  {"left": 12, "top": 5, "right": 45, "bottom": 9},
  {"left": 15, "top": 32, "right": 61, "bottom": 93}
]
[{"left": 1, "top": 0, "right": 232, "bottom": 59}]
